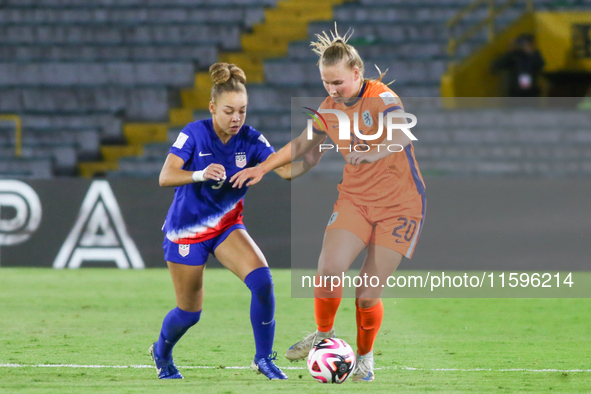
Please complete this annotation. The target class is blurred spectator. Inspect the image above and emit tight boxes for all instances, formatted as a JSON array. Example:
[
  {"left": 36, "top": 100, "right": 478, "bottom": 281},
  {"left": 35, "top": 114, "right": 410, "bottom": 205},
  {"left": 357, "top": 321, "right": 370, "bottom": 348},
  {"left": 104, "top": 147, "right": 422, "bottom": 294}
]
[{"left": 491, "top": 34, "right": 545, "bottom": 97}]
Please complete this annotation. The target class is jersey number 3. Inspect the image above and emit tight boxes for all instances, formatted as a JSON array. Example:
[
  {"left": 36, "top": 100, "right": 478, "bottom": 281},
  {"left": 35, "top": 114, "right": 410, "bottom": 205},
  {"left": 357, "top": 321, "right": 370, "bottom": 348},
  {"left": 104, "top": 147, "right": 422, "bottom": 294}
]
[{"left": 212, "top": 179, "right": 224, "bottom": 189}]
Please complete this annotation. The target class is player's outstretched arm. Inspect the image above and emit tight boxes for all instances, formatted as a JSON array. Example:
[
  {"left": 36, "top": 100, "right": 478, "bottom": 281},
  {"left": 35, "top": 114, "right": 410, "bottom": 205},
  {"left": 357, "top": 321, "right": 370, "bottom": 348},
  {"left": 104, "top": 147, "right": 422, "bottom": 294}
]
[
  {"left": 277, "top": 135, "right": 328, "bottom": 180},
  {"left": 273, "top": 137, "right": 327, "bottom": 180},
  {"left": 159, "top": 153, "right": 226, "bottom": 187},
  {"left": 231, "top": 130, "right": 326, "bottom": 188}
]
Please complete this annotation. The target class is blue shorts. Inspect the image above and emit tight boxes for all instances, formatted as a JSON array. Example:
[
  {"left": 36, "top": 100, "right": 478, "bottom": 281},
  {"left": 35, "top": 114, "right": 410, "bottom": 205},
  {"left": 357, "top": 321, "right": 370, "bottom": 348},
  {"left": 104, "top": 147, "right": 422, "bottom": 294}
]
[{"left": 163, "top": 223, "right": 246, "bottom": 266}]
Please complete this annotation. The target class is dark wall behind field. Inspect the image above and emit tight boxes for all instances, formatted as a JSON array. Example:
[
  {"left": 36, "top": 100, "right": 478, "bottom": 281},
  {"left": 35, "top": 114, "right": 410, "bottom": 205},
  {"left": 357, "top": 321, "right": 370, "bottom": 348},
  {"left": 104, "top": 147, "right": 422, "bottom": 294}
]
[
  {"left": 0, "top": 177, "right": 588, "bottom": 271},
  {"left": 292, "top": 176, "right": 591, "bottom": 272}
]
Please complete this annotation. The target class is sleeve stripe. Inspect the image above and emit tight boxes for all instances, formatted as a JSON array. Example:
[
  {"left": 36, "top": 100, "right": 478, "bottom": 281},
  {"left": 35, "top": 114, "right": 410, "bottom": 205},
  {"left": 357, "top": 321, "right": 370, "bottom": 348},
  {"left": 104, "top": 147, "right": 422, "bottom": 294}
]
[
  {"left": 383, "top": 106, "right": 403, "bottom": 115},
  {"left": 312, "top": 126, "right": 326, "bottom": 135}
]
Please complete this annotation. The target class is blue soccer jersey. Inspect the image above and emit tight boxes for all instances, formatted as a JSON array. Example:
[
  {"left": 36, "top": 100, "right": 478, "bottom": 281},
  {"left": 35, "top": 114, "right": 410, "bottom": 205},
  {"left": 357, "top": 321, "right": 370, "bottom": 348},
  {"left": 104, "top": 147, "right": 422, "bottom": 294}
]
[{"left": 163, "top": 119, "right": 274, "bottom": 244}]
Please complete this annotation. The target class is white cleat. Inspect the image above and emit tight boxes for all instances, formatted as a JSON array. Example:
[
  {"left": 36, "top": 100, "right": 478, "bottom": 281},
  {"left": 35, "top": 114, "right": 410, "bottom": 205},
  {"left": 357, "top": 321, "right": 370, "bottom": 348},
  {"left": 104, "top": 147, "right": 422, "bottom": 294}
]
[
  {"left": 285, "top": 328, "right": 335, "bottom": 361},
  {"left": 352, "top": 351, "right": 375, "bottom": 382}
]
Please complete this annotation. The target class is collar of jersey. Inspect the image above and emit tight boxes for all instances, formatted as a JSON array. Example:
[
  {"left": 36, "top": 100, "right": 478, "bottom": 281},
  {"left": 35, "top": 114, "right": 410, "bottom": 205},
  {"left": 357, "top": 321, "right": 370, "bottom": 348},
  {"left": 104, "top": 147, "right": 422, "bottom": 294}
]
[
  {"left": 204, "top": 118, "right": 239, "bottom": 147},
  {"left": 343, "top": 81, "right": 367, "bottom": 107}
]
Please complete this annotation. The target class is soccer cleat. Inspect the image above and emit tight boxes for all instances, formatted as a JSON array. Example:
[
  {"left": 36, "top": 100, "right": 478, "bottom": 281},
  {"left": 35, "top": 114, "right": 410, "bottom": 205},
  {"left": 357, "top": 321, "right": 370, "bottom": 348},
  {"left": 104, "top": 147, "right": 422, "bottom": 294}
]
[
  {"left": 352, "top": 351, "right": 375, "bottom": 382},
  {"left": 285, "top": 328, "right": 335, "bottom": 361},
  {"left": 149, "top": 342, "right": 183, "bottom": 379},
  {"left": 251, "top": 351, "right": 288, "bottom": 380}
]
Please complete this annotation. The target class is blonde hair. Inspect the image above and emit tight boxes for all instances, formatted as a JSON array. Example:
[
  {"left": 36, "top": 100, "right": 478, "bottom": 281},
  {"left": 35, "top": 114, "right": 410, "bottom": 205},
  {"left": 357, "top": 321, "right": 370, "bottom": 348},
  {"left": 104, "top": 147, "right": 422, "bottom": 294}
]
[
  {"left": 310, "top": 23, "right": 389, "bottom": 83},
  {"left": 209, "top": 62, "right": 247, "bottom": 102}
]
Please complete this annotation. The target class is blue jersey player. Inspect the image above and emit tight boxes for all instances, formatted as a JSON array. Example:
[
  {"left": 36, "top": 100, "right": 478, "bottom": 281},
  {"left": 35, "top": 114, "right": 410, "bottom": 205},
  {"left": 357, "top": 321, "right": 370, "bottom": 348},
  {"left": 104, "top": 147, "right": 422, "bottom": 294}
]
[{"left": 149, "top": 63, "right": 323, "bottom": 380}]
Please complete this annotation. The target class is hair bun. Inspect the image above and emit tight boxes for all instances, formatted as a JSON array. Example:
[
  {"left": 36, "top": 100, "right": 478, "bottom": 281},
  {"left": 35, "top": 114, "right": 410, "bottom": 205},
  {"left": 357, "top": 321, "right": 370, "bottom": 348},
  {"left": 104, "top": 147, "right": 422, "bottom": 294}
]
[
  {"left": 209, "top": 63, "right": 231, "bottom": 85},
  {"left": 209, "top": 63, "right": 246, "bottom": 85}
]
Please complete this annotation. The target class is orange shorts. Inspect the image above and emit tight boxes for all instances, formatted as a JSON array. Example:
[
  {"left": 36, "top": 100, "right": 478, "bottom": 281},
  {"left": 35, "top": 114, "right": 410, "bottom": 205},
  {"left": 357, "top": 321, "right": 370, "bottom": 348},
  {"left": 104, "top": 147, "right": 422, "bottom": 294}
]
[{"left": 325, "top": 193, "right": 426, "bottom": 258}]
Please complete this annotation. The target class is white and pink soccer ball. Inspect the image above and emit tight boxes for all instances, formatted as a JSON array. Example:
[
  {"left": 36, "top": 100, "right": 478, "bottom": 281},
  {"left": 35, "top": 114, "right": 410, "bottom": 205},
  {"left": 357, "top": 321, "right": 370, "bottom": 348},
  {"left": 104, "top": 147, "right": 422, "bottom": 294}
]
[{"left": 307, "top": 338, "right": 356, "bottom": 384}]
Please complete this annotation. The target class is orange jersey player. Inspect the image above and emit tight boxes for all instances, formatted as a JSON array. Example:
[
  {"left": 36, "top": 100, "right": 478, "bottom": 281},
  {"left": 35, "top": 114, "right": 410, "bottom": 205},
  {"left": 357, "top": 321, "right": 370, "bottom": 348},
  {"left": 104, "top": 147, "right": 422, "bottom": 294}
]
[
  {"left": 313, "top": 79, "right": 425, "bottom": 259},
  {"left": 231, "top": 25, "right": 426, "bottom": 382}
]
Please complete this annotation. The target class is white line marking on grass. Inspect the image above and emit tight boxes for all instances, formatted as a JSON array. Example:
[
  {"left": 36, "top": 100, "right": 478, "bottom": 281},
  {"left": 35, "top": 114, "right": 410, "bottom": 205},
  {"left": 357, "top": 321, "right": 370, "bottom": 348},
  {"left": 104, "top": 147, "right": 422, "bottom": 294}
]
[
  {"left": 1, "top": 364, "right": 590, "bottom": 373},
  {"left": 0, "top": 364, "right": 305, "bottom": 370},
  {"left": 386, "top": 366, "right": 591, "bottom": 373}
]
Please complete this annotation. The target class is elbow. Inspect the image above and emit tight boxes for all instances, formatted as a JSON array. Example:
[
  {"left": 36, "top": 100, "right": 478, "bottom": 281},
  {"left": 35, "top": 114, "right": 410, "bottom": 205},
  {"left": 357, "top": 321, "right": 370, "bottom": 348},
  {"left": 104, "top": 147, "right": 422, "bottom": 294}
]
[
  {"left": 159, "top": 172, "right": 170, "bottom": 187},
  {"left": 277, "top": 172, "right": 291, "bottom": 181}
]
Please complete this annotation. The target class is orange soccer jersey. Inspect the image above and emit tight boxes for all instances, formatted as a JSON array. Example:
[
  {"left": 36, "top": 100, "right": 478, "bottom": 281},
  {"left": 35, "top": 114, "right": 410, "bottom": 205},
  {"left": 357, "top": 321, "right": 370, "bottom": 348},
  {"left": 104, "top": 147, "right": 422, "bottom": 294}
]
[
  {"left": 313, "top": 79, "right": 425, "bottom": 207},
  {"left": 313, "top": 80, "right": 426, "bottom": 257}
]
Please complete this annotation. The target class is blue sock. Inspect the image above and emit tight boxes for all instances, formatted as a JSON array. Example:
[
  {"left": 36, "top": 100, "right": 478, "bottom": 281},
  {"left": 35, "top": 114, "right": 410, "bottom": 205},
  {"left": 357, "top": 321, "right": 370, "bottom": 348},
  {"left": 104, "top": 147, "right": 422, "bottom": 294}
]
[
  {"left": 244, "top": 267, "right": 275, "bottom": 360},
  {"left": 155, "top": 307, "right": 201, "bottom": 360}
]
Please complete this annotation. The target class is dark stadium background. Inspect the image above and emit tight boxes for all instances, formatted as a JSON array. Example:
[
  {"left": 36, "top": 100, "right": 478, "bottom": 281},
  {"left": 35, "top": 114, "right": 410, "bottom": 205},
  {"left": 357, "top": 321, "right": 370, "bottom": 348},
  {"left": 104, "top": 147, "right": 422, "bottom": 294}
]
[{"left": 0, "top": 0, "right": 589, "bottom": 274}]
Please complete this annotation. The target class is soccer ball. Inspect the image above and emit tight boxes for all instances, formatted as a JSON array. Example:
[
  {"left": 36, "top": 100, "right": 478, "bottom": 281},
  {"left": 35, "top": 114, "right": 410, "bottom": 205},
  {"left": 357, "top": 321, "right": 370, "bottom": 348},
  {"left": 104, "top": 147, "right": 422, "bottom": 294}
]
[{"left": 307, "top": 338, "right": 356, "bottom": 384}]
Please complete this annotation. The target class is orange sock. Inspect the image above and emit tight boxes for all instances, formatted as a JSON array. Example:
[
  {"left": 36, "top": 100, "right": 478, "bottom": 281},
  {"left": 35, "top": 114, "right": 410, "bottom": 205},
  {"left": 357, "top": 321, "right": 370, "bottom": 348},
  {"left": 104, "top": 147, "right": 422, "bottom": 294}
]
[
  {"left": 314, "top": 274, "right": 342, "bottom": 332},
  {"left": 356, "top": 299, "right": 384, "bottom": 356}
]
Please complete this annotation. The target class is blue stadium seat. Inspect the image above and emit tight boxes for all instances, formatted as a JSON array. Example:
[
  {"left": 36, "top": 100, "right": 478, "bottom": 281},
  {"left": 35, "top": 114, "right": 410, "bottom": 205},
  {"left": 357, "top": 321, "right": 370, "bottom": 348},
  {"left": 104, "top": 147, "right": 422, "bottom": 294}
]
[
  {"left": 0, "top": 44, "right": 218, "bottom": 65},
  {"left": 0, "top": 62, "right": 194, "bottom": 86},
  {"left": 0, "top": 6, "right": 266, "bottom": 28},
  {"left": 3, "top": 0, "right": 277, "bottom": 6},
  {"left": 0, "top": 24, "right": 242, "bottom": 50},
  {"left": 0, "top": 87, "right": 170, "bottom": 123},
  {"left": 0, "top": 156, "right": 53, "bottom": 179}
]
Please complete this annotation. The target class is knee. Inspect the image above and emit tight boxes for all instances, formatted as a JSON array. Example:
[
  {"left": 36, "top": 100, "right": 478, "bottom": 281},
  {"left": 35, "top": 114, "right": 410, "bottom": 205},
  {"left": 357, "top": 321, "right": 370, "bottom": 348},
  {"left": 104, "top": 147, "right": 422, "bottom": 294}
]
[
  {"left": 317, "top": 262, "right": 346, "bottom": 278},
  {"left": 171, "top": 306, "right": 202, "bottom": 327},
  {"left": 245, "top": 267, "right": 274, "bottom": 301},
  {"left": 317, "top": 254, "right": 351, "bottom": 278},
  {"left": 356, "top": 297, "right": 379, "bottom": 309}
]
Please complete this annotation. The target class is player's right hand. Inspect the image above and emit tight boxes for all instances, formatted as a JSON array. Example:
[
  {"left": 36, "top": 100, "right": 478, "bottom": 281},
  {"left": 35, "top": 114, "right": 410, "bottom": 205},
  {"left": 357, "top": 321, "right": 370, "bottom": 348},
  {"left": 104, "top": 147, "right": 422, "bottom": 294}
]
[
  {"left": 204, "top": 163, "right": 226, "bottom": 181},
  {"left": 303, "top": 136, "right": 327, "bottom": 170}
]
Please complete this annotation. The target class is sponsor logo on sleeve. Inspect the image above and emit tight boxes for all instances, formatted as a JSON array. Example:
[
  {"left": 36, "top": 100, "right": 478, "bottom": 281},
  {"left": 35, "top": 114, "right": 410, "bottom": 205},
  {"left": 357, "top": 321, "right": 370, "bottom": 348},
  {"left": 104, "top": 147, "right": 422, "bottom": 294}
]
[
  {"left": 172, "top": 132, "right": 189, "bottom": 149},
  {"left": 258, "top": 134, "right": 271, "bottom": 148},
  {"left": 378, "top": 92, "right": 400, "bottom": 106}
]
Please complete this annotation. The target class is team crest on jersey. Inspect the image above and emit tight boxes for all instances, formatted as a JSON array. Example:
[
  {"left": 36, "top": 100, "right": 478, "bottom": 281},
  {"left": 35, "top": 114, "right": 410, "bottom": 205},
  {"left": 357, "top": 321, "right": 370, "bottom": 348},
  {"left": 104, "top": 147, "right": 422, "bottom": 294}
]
[
  {"left": 179, "top": 244, "right": 190, "bottom": 257},
  {"left": 235, "top": 152, "right": 247, "bottom": 168},
  {"left": 362, "top": 110, "right": 373, "bottom": 127}
]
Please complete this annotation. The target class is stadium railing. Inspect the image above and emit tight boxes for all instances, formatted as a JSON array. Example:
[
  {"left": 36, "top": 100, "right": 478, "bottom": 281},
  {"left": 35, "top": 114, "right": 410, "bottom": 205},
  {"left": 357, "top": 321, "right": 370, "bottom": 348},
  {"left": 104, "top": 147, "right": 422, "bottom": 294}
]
[
  {"left": 446, "top": 0, "right": 535, "bottom": 63},
  {"left": 0, "top": 114, "right": 22, "bottom": 157}
]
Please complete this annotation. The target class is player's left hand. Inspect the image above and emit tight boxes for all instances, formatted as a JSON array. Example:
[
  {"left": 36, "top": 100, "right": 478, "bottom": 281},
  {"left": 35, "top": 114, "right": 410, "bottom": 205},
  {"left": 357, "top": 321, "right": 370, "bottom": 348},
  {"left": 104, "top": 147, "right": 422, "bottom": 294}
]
[
  {"left": 231, "top": 166, "right": 265, "bottom": 188},
  {"left": 345, "top": 151, "right": 379, "bottom": 166}
]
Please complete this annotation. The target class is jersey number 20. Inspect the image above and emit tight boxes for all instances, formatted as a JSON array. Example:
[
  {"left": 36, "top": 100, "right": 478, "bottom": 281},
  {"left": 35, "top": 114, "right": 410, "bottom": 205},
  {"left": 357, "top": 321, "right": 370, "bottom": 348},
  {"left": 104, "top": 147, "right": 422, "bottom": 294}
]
[{"left": 392, "top": 217, "right": 417, "bottom": 242}]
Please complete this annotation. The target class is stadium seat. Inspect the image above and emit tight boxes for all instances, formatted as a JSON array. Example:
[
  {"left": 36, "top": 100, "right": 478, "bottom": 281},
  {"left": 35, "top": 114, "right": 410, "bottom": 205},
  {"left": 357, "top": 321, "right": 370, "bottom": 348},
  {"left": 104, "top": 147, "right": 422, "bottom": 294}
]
[
  {"left": 0, "top": 63, "right": 194, "bottom": 86},
  {"left": 0, "top": 87, "right": 170, "bottom": 123},
  {"left": 3, "top": 0, "right": 590, "bottom": 178},
  {"left": 0, "top": 6, "right": 266, "bottom": 28},
  {"left": 0, "top": 24, "right": 242, "bottom": 50},
  {"left": 0, "top": 0, "right": 278, "bottom": 177},
  {"left": 0, "top": 156, "right": 53, "bottom": 179},
  {"left": 0, "top": 44, "right": 218, "bottom": 65}
]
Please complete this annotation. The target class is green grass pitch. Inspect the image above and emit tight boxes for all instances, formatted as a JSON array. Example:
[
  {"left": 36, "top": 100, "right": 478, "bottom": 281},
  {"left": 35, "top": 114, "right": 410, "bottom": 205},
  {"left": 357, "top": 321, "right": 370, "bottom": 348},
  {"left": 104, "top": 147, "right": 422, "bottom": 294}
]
[{"left": 1, "top": 268, "right": 590, "bottom": 393}]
